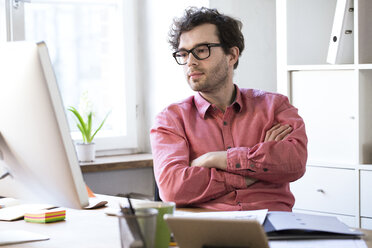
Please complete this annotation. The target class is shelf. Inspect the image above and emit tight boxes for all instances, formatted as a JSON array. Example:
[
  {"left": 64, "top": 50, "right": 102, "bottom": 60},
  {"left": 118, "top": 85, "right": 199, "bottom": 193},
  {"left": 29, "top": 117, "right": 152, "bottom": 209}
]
[
  {"left": 287, "top": 64, "right": 372, "bottom": 71},
  {"left": 358, "top": 64, "right": 372, "bottom": 70},
  {"left": 306, "top": 161, "right": 357, "bottom": 170},
  {"left": 359, "top": 164, "right": 372, "bottom": 171},
  {"left": 80, "top": 153, "right": 153, "bottom": 173},
  {"left": 287, "top": 64, "right": 356, "bottom": 71},
  {"left": 307, "top": 163, "right": 372, "bottom": 171},
  {"left": 278, "top": 0, "right": 372, "bottom": 230}
]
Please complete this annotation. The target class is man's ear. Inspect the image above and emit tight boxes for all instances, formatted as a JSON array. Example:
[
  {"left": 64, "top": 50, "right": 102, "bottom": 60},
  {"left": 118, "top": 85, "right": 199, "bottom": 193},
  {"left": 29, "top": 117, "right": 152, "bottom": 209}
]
[{"left": 228, "top": 46, "right": 240, "bottom": 67}]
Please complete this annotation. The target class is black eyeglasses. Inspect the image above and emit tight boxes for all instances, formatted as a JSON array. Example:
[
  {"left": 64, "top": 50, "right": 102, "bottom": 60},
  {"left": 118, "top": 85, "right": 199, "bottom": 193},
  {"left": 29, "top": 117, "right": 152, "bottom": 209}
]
[{"left": 172, "top": 43, "right": 222, "bottom": 65}]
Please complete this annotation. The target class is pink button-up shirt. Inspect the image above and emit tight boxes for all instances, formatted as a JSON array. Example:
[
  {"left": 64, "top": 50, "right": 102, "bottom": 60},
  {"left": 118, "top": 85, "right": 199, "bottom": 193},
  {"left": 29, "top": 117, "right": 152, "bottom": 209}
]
[{"left": 150, "top": 85, "right": 307, "bottom": 211}]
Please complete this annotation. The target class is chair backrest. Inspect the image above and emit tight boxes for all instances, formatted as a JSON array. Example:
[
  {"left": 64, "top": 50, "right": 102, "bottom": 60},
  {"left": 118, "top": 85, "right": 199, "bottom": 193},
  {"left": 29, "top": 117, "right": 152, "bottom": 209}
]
[{"left": 154, "top": 181, "right": 162, "bottom": 201}]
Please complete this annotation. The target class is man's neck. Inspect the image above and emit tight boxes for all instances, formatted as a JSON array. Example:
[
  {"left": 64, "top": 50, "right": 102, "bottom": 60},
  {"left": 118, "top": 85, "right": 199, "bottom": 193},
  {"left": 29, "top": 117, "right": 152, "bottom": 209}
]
[{"left": 200, "top": 83, "right": 236, "bottom": 112}]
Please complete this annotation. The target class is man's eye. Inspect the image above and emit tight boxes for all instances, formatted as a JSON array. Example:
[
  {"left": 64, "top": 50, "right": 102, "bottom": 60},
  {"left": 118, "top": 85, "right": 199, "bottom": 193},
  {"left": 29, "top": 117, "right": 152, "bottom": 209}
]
[
  {"left": 176, "top": 52, "right": 188, "bottom": 57},
  {"left": 196, "top": 47, "right": 208, "bottom": 53}
]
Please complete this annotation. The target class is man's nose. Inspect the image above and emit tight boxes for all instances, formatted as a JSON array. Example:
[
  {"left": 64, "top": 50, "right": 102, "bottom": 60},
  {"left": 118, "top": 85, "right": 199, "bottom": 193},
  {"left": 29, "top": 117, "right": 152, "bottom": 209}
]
[{"left": 186, "top": 52, "right": 198, "bottom": 66}]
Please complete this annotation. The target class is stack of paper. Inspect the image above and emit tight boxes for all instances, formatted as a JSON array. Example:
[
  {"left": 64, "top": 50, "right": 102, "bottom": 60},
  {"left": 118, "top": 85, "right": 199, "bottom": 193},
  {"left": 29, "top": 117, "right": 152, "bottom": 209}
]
[
  {"left": 174, "top": 209, "right": 268, "bottom": 224},
  {"left": 24, "top": 209, "right": 66, "bottom": 223}
]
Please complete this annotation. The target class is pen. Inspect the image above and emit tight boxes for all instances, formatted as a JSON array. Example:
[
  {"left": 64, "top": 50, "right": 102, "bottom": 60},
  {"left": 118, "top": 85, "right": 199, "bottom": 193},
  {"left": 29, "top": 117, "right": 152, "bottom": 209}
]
[{"left": 120, "top": 195, "right": 147, "bottom": 248}]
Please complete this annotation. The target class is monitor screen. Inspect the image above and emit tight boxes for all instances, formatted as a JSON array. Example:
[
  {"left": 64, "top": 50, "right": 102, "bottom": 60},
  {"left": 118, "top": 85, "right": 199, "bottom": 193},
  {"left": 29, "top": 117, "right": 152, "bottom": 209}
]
[{"left": 0, "top": 41, "right": 89, "bottom": 209}]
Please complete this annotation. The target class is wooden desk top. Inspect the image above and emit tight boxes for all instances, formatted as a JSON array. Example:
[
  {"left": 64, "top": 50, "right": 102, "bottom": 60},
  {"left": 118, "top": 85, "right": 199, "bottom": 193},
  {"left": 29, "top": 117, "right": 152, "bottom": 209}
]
[{"left": 1, "top": 195, "right": 372, "bottom": 248}]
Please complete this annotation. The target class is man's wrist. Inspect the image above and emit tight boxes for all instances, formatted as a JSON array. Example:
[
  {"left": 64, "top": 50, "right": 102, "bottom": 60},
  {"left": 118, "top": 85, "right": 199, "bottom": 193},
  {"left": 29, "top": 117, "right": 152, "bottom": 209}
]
[{"left": 245, "top": 177, "right": 257, "bottom": 187}]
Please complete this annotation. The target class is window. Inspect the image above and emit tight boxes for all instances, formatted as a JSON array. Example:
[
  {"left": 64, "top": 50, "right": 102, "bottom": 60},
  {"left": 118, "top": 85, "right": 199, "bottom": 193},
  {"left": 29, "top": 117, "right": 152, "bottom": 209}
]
[
  {"left": 3, "top": 0, "right": 138, "bottom": 154},
  {"left": 2, "top": 0, "right": 210, "bottom": 155}
]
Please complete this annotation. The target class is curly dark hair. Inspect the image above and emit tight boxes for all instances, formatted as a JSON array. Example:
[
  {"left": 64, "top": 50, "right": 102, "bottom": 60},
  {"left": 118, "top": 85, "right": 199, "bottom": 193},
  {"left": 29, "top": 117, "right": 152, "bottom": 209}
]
[{"left": 169, "top": 6, "right": 244, "bottom": 69}]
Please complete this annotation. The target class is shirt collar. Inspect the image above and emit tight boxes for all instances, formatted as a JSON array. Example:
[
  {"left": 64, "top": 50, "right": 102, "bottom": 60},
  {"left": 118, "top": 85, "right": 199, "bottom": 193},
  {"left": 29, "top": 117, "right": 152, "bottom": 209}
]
[{"left": 194, "top": 84, "right": 243, "bottom": 119}]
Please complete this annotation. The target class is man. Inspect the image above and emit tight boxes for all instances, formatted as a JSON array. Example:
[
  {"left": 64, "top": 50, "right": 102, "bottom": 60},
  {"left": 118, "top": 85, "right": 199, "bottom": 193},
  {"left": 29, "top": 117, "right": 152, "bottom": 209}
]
[{"left": 150, "top": 7, "right": 307, "bottom": 211}]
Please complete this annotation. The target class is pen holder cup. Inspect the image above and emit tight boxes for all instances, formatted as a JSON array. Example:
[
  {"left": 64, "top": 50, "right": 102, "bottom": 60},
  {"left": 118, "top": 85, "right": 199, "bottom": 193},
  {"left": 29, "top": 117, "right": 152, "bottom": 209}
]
[
  {"left": 134, "top": 202, "right": 175, "bottom": 248},
  {"left": 118, "top": 208, "right": 158, "bottom": 248}
]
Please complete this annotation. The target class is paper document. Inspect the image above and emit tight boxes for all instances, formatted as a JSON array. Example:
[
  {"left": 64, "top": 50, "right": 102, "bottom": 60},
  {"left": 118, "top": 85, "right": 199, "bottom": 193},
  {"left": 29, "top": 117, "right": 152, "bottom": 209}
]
[
  {"left": 269, "top": 238, "right": 367, "bottom": 248},
  {"left": 0, "top": 197, "right": 20, "bottom": 208},
  {"left": 0, "top": 230, "right": 49, "bottom": 245},
  {"left": 174, "top": 209, "right": 268, "bottom": 224}
]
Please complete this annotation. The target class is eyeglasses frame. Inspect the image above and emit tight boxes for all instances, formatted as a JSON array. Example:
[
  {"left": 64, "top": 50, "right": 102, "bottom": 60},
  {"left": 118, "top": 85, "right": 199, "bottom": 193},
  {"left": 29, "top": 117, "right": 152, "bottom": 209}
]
[{"left": 172, "top": 43, "right": 222, "bottom": 65}]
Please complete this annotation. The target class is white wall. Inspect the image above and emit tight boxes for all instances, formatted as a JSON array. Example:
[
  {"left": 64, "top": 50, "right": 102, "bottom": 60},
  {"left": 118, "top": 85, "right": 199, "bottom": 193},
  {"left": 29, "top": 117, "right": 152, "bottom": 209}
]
[
  {"left": 0, "top": 1, "right": 6, "bottom": 41},
  {"left": 210, "top": 0, "right": 277, "bottom": 92}
]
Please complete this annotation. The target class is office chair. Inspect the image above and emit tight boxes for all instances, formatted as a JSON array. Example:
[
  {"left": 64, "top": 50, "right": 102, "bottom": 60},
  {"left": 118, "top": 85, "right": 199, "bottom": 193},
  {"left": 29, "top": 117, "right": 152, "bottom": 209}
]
[{"left": 154, "top": 181, "right": 162, "bottom": 201}]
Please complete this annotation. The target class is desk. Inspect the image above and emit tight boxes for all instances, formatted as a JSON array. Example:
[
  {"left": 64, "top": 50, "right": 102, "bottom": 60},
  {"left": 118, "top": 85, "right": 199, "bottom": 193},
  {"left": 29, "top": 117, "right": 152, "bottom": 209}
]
[
  {"left": 0, "top": 195, "right": 123, "bottom": 248},
  {"left": 1, "top": 195, "right": 372, "bottom": 248}
]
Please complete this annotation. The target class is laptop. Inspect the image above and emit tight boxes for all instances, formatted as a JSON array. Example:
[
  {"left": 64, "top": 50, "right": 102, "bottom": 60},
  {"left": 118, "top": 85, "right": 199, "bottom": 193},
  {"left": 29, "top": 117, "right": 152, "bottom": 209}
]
[{"left": 164, "top": 214, "right": 270, "bottom": 248}]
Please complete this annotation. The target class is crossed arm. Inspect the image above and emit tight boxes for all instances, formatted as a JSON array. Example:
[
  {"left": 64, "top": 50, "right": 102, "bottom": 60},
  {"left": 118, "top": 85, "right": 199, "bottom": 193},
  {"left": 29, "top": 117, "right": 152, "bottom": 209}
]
[
  {"left": 190, "top": 124, "right": 293, "bottom": 186},
  {"left": 151, "top": 97, "right": 307, "bottom": 205}
]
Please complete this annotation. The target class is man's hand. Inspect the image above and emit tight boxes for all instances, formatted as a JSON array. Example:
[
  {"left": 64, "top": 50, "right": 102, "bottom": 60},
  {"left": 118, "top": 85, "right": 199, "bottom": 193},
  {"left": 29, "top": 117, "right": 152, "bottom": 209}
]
[
  {"left": 191, "top": 151, "right": 257, "bottom": 187},
  {"left": 264, "top": 123, "right": 292, "bottom": 142},
  {"left": 190, "top": 151, "right": 227, "bottom": 170},
  {"left": 245, "top": 177, "right": 257, "bottom": 187}
]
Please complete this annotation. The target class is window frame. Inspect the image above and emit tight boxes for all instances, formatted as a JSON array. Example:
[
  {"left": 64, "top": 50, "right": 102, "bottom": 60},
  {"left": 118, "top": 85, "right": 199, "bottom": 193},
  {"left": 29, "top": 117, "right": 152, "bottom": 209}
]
[{"left": 3, "top": 0, "right": 140, "bottom": 155}]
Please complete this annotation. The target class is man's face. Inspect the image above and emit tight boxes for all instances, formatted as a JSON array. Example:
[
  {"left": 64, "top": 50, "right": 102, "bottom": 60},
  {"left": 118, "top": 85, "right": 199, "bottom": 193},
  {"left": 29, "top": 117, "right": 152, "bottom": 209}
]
[{"left": 178, "top": 23, "right": 230, "bottom": 93}]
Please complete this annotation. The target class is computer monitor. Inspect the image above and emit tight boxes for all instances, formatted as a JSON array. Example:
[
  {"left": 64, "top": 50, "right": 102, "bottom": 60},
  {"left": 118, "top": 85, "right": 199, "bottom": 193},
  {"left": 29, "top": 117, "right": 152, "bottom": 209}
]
[{"left": 0, "top": 41, "right": 89, "bottom": 209}]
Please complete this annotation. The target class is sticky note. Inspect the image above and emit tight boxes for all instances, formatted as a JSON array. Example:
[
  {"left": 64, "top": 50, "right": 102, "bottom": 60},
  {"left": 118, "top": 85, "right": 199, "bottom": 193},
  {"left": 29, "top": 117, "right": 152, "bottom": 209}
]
[{"left": 24, "top": 209, "right": 66, "bottom": 223}]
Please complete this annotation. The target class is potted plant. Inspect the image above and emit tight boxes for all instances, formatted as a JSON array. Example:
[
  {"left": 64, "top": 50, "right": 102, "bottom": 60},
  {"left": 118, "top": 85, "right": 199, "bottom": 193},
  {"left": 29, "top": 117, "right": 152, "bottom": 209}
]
[{"left": 68, "top": 106, "right": 109, "bottom": 162}]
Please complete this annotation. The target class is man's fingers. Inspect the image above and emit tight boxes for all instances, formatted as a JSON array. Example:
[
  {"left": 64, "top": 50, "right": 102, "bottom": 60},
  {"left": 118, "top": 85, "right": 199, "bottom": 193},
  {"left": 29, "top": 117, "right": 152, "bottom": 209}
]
[
  {"left": 264, "top": 124, "right": 281, "bottom": 142},
  {"left": 274, "top": 126, "right": 292, "bottom": 141},
  {"left": 265, "top": 124, "right": 292, "bottom": 142},
  {"left": 190, "top": 156, "right": 204, "bottom": 167},
  {"left": 265, "top": 124, "right": 287, "bottom": 141}
]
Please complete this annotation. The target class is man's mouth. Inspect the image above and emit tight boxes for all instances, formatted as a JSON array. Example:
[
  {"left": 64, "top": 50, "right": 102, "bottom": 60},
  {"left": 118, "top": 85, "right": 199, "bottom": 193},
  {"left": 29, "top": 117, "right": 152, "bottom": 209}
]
[{"left": 188, "top": 71, "right": 204, "bottom": 80}]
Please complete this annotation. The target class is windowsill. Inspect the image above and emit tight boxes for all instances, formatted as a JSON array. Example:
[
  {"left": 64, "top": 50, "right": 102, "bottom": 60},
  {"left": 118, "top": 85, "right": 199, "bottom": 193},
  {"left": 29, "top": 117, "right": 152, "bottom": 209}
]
[{"left": 80, "top": 153, "right": 153, "bottom": 173}]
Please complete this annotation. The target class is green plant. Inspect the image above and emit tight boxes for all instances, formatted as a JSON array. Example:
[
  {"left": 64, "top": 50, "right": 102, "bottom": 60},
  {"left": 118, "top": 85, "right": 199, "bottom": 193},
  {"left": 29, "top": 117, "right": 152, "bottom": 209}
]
[{"left": 68, "top": 106, "right": 109, "bottom": 144}]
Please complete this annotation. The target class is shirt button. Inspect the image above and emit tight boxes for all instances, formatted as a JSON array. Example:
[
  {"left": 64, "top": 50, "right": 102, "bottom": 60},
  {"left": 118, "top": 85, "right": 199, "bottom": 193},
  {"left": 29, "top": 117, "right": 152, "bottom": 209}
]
[
  {"left": 250, "top": 164, "right": 255, "bottom": 168},
  {"left": 223, "top": 121, "right": 228, "bottom": 126},
  {"left": 263, "top": 168, "right": 269, "bottom": 172},
  {"left": 227, "top": 146, "right": 231, "bottom": 149},
  {"left": 235, "top": 163, "right": 241, "bottom": 168}
]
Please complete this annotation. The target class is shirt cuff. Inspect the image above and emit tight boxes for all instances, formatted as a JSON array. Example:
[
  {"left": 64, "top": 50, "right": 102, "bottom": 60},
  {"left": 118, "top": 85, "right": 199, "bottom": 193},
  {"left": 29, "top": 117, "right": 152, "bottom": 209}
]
[
  {"left": 226, "top": 147, "right": 249, "bottom": 171},
  {"left": 224, "top": 172, "right": 247, "bottom": 191}
]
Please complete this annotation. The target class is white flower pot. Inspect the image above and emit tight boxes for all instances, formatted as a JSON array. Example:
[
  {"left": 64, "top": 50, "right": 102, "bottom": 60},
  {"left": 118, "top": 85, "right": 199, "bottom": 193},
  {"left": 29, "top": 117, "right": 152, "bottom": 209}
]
[{"left": 76, "top": 143, "right": 96, "bottom": 162}]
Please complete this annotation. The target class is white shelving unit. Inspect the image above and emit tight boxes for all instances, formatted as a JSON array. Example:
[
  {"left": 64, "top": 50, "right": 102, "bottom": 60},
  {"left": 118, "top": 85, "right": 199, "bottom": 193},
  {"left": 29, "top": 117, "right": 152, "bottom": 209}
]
[{"left": 276, "top": 0, "right": 372, "bottom": 229}]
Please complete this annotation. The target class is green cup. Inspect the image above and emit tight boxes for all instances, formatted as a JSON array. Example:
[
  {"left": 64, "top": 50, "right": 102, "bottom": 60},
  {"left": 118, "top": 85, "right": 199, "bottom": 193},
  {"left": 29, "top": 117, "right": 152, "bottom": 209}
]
[{"left": 134, "top": 201, "right": 175, "bottom": 248}]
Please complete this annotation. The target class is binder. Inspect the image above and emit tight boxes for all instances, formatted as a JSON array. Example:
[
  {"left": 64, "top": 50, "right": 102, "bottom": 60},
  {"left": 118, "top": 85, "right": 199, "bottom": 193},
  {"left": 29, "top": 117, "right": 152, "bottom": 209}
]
[
  {"left": 327, "top": 0, "right": 354, "bottom": 64},
  {"left": 264, "top": 211, "right": 364, "bottom": 240}
]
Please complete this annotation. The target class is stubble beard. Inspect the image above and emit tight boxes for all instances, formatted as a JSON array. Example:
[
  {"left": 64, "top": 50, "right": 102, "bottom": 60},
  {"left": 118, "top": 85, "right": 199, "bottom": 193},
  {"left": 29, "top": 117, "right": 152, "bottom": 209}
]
[{"left": 187, "top": 61, "right": 229, "bottom": 94}]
